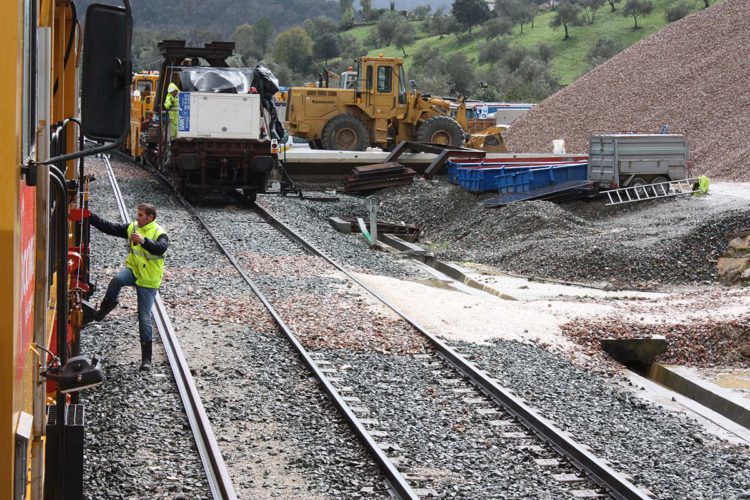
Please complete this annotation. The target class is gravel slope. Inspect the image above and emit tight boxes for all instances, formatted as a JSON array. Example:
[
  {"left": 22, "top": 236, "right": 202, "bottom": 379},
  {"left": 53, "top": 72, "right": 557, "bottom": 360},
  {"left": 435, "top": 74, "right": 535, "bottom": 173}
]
[
  {"left": 325, "top": 179, "right": 750, "bottom": 288},
  {"left": 504, "top": 0, "right": 750, "bottom": 182}
]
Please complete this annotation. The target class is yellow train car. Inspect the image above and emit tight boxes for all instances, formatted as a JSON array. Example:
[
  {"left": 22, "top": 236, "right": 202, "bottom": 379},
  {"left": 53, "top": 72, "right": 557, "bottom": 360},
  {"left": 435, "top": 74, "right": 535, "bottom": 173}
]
[
  {"left": 1, "top": 1, "right": 132, "bottom": 498},
  {"left": 126, "top": 72, "right": 160, "bottom": 159}
]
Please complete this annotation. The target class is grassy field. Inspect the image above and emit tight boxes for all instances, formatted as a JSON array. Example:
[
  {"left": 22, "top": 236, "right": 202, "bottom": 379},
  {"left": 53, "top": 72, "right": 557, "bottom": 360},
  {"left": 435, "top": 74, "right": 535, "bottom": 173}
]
[{"left": 348, "top": 0, "right": 713, "bottom": 86}]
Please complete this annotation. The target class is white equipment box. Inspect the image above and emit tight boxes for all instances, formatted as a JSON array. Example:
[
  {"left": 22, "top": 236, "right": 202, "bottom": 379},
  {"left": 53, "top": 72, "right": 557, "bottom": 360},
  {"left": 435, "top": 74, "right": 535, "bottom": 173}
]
[{"left": 177, "top": 92, "right": 261, "bottom": 139}]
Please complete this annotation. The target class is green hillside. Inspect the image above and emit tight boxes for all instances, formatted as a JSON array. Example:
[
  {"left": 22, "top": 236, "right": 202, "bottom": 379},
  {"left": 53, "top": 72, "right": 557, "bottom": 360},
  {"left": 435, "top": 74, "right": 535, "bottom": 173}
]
[{"left": 352, "top": 0, "right": 712, "bottom": 86}]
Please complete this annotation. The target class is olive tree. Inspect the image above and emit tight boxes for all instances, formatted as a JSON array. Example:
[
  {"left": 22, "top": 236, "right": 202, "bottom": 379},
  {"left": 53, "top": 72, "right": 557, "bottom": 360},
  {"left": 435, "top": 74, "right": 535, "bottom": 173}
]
[{"left": 623, "top": 0, "right": 653, "bottom": 29}]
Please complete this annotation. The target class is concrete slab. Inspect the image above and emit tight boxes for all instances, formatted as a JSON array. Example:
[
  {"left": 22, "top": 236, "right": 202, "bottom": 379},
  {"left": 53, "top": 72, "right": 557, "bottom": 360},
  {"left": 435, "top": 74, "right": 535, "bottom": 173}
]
[
  {"left": 648, "top": 364, "right": 750, "bottom": 430},
  {"left": 624, "top": 369, "right": 750, "bottom": 446}
]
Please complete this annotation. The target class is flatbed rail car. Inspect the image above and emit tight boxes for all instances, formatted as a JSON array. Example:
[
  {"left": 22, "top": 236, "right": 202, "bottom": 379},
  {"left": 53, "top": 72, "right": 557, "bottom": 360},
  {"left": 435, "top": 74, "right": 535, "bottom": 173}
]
[{"left": 2, "top": 1, "right": 133, "bottom": 498}]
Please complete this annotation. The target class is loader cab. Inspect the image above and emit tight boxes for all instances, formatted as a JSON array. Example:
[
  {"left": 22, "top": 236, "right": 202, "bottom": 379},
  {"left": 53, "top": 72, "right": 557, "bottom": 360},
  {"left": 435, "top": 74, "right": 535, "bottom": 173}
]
[{"left": 359, "top": 56, "right": 407, "bottom": 117}]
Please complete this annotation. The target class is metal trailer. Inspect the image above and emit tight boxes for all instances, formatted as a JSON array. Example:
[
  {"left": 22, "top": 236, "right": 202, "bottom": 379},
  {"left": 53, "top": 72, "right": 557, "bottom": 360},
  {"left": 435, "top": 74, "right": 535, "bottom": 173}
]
[{"left": 587, "top": 134, "right": 688, "bottom": 190}]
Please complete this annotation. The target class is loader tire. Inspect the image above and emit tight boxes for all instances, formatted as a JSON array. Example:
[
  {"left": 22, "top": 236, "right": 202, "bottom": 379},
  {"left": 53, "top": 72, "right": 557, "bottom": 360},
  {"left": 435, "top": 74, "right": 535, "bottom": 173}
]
[
  {"left": 322, "top": 114, "right": 368, "bottom": 151},
  {"left": 417, "top": 116, "right": 465, "bottom": 146}
]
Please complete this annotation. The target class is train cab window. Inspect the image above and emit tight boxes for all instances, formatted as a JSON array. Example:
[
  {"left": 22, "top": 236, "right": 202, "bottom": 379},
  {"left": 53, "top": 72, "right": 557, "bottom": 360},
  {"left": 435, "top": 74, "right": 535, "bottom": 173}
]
[
  {"left": 137, "top": 81, "right": 152, "bottom": 96},
  {"left": 377, "top": 66, "right": 392, "bottom": 93}
]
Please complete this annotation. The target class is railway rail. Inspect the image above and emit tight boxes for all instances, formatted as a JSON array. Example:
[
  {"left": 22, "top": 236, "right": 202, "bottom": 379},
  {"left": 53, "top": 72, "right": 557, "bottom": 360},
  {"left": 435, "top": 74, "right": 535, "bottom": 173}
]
[
  {"left": 102, "top": 154, "right": 237, "bottom": 500},
  {"left": 140, "top": 160, "right": 650, "bottom": 499}
]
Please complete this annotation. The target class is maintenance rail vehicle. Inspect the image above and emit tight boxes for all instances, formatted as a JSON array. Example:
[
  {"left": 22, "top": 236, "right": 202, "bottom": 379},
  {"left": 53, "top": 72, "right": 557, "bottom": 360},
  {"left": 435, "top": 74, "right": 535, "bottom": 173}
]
[
  {"left": 131, "top": 40, "right": 284, "bottom": 203},
  {"left": 3, "top": 0, "right": 134, "bottom": 498}
]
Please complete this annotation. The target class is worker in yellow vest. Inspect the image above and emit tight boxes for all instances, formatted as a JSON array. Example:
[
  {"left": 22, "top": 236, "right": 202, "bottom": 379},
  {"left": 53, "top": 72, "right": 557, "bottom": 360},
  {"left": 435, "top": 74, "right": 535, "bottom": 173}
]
[
  {"left": 164, "top": 82, "right": 180, "bottom": 139},
  {"left": 89, "top": 203, "right": 169, "bottom": 371}
]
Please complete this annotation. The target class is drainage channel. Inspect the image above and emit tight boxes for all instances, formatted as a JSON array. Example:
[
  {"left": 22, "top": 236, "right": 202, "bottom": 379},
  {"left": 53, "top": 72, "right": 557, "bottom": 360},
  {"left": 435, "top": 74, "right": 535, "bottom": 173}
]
[
  {"left": 253, "top": 202, "right": 651, "bottom": 500},
  {"left": 103, "top": 155, "right": 237, "bottom": 500}
]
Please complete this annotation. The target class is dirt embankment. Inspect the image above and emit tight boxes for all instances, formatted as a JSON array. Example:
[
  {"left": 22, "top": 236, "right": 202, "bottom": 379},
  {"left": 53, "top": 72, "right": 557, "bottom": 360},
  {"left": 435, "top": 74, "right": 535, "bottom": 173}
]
[{"left": 504, "top": 0, "right": 750, "bottom": 182}]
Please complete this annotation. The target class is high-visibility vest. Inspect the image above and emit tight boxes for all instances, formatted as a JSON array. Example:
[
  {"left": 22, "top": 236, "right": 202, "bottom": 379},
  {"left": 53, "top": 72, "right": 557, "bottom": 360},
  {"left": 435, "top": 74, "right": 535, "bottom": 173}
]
[{"left": 126, "top": 220, "right": 167, "bottom": 288}]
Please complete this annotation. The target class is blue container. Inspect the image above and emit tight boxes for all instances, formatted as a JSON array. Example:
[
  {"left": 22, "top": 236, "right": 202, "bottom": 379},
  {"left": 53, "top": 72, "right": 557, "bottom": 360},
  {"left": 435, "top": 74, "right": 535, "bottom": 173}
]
[
  {"left": 458, "top": 166, "right": 534, "bottom": 193},
  {"left": 447, "top": 161, "right": 487, "bottom": 184},
  {"left": 490, "top": 163, "right": 588, "bottom": 194},
  {"left": 527, "top": 163, "right": 588, "bottom": 190}
]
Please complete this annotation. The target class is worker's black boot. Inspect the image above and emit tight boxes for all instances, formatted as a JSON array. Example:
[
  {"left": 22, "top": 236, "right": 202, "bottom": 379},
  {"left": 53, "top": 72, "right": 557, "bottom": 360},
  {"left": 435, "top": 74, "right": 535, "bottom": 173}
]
[
  {"left": 94, "top": 298, "right": 118, "bottom": 322},
  {"left": 139, "top": 341, "right": 152, "bottom": 371}
]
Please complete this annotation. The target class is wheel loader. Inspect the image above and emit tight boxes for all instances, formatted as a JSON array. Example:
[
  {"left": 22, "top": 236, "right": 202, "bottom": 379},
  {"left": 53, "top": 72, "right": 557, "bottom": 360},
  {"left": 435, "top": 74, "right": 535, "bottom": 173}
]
[{"left": 284, "top": 55, "right": 467, "bottom": 151}]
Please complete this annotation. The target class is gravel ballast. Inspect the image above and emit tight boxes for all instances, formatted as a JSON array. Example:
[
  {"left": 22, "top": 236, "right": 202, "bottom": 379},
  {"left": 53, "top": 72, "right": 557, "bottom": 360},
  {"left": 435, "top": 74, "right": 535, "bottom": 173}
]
[{"left": 450, "top": 338, "right": 750, "bottom": 500}]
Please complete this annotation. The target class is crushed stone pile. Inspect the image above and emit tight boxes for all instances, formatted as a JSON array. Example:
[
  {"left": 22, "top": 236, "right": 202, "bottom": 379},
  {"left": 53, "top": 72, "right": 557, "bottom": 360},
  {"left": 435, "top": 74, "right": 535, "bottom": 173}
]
[
  {"left": 379, "top": 179, "right": 750, "bottom": 287},
  {"left": 504, "top": 0, "right": 750, "bottom": 181}
]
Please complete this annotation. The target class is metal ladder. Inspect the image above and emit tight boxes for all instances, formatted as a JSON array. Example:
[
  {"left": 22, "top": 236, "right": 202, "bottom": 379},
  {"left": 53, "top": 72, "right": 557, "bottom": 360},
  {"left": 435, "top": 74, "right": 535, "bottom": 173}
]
[{"left": 603, "top": 177, "right": 699, "bottom": 206}]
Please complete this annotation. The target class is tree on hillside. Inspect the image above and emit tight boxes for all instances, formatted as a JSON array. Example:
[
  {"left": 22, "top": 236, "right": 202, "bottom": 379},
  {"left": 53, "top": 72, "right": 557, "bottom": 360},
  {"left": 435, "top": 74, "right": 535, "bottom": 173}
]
[
  {"left": 537, "top": 43, "right": 553, "bottom": 63},
  {"left": 580, "top": 0, "right": 606, "bottom": 24},
  {"left": 393, "top": 20, "right": 416, "bottom": 56},
  {"left": 452, "top": 0, "right": 490, "bottom": 34},
  {"left": 304, "top": 16, "right": 338, "bottom": 42},
  {"left": 274, "top": 27, "right": 313, "bottom": 73},
  {"left": 340, "top": 0, "right": 354, "bottom": 16},
  {"left": 478, "top": 39, "right": 509, "bottom": 64},
  {"left": 701, "top": 0, "right": 710, "bottom": 8},
  {"left": 587, "top": 37, "right": 621, "bottom": 67},
  {"left": 231, "top": 24, "right": 259, "bottom": 61},
  {"left": 529, "top": 0, "right": 547, "bottom": 28},
  {"left": 412, "top": 5, "right": 431, "bottom": 19},
  {"left": 549, "top": 0, "right": 583, "bottom": 40},
  {"left": 494, "top": 0, "right": 534, "bottom": 34},
  {"left": 377, "top": 11, "right": 403, "bottom": 45},
  {"left": 338, "top": 34, "right": 362, "bottom": 61},
  {"left": 623, "top": 0, "right": 653, "bottom": 29},
  {"left": 253, "top": 17, "right": 274, "bottom": 57},
  {"left": 428, "top": 7, "right": 455, "bottom": 39},
  {"left": 665, "top": 2, "right": 690, "bottom": 22},
  {"left": 482, "top": 17, "right": 513, "bottom": 40},
  {"left": 445, "top": 53, "right": 475, "bottom": 96},
  {"left": 315, "top": 33, "right": 341, "bottom": 65},
  {"left": 607, "top": 0, "right": 621, "bottom": 11},
  {"left": 360, "top": 0, "right": 374, "bottom": 20}
]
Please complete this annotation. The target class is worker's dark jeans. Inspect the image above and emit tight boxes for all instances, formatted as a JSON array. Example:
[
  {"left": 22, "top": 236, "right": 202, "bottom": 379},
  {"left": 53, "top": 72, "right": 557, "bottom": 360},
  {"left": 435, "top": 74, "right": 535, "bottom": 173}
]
[{"left": 104, "top": 267, "right": 158, "bottom": 342}]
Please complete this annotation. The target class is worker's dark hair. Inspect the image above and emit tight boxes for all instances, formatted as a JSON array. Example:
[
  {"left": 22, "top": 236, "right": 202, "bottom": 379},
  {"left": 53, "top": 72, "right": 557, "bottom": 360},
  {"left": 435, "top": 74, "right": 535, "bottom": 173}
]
[{"left": 137, "top": 203, "right": 157, "bottom": 219}]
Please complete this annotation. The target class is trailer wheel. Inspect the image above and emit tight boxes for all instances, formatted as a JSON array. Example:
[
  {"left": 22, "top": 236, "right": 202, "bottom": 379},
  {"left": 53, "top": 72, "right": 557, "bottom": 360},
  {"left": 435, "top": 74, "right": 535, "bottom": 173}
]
[
  {"left": 322, "top": 114, "right": 368, "bottom": 151},
  {"left": 417, "top": 116, "right": 464, "bottom": 146},
  {"left": 628, "top": 177, "right": 650, "bottom": 197},
  {"left": 652, "top": 176, "right": 672, "bottom": 195}
]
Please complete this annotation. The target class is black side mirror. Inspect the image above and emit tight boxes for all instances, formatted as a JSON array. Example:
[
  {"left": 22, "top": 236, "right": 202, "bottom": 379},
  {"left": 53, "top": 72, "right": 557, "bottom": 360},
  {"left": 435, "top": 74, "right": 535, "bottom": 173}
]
[{"left": 81, "top": 3, "right": 132, "bottom": 142}]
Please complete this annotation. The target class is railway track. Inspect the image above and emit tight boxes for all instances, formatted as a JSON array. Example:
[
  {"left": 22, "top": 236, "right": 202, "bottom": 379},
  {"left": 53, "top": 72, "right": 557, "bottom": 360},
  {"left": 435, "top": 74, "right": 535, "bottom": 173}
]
[
  {"left": 101, "top": 155, "right": 237, "bottom": 500},
  {"left": 140, "top": 164, "right": 650, "bottom": 499}
]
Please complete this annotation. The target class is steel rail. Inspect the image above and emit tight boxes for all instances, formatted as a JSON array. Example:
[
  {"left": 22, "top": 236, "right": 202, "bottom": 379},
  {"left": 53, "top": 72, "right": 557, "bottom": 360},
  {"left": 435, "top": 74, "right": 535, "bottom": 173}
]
[
  {"left": 145, "top": 171, "right": 419, "bottom": 500},
  {"left": 101, "top": 155, "right": 237, "bottom": 500},
  {"left": 253, "top": 202, "right": 650, "bottom": 500}
]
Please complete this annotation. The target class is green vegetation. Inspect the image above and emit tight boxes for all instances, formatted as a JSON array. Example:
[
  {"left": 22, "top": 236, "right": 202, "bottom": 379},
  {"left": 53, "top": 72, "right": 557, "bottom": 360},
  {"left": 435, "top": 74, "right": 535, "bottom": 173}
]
[
  {"left": 122, "top": 0, "right": 719, "bottom": 103},
  {"left": 355, "top": 0, "right": 709, "bottom": 86}
]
